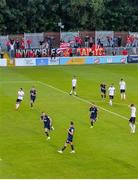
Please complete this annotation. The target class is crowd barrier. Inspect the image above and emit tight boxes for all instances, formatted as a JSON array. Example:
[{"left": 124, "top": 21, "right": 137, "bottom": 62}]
[
  {"left": 127, "top": 55, "right": 138, "bottom": 63},
  {"left": 0, "top": 55, "right": 134, "bottom": 67}
]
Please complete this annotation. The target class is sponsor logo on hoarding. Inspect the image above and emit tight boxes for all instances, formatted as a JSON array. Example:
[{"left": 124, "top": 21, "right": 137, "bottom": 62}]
[
  {"left": 121, "top": 58, "right": 126, "bottom": 63},
  {"left": 36, "top": 58, "right": 48, "bottom": 66},
  {"left": 48, "top": 58, "right": 60, "bottom": 65},
  {"left": 94, "top": 58, "right": 100, "bottom": 64},
  {"left": 15, "top": 58, "right": 36, "bottom": 66}
]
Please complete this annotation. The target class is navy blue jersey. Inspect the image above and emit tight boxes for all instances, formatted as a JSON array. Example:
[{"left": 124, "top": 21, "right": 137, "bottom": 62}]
[
  {"left": 89, "top": 106, "right": 98, "bottom": 117},
  {"left": 67, "top": 127, "right": 75, "bottom": 141},
  {"left": 30, "top": 89, "right": 36, "bottom": 97},
  {"left": 100, "top": 84, "right": 106, "bottom": 92},
  {"left": 43, "top": 115, "right": 51, "bottom": 127}
]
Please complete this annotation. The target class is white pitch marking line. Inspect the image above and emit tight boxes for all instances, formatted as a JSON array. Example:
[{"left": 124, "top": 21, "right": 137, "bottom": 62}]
[{"left": 37, "top": 81, "right": 132, "bottom": 122}]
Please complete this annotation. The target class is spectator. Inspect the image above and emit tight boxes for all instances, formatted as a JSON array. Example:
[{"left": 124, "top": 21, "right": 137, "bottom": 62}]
[
  {"left": 84, "top": 36, "right": 89, "bottom": 48},
  {"left": 15, "top": 39, "right": 20, "bottom": 49},
  {"left": 27, "top": 39, "right": 32, "bottom": 49},
  {"left": 20, "top": 38, "right": 25, "bottom": 49},
  {"left": 9, "top": 39, "right": 15, "bottom": 59},
  {"left": 117, "top": 36, "right": 122, "bottom": 47},
  {"left": 121, "top": 48, "right": 128, "bottom": 55},
  {"left": 89, "top": 37, "right": 94, "bottom": 48}
]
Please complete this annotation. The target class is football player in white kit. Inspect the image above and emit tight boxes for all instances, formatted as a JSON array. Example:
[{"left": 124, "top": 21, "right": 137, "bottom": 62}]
[
  {"left": 16, "top": 88, "right": 25, "bottom": 110},
  {"left": 70, "top": 76, "right": 77, "bottom": 96},
  {"left": 108, "top": 84, "right": 115, "bottom": 106},
  {"left": 119, "top": 79, "right": 126, "bottom": 100},
  {"left": 129, "top": 104, "right": 136, "bottom": 133}
]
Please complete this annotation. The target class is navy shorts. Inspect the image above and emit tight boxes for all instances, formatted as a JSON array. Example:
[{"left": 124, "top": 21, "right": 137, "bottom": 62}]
[
  {"left": 16, "top": 99, "right": 22, "bottom": 103},
  {"left": 101, "top": 90, "right": 106, "bottom": 94},
  {"left": 109, "top": 95, "right": 114, "bottom": 99},
  {"left": 120, "top": 89, "right": 125, "bottom": 93},
  {"left": 30, "top": 96, "right": 36, "bottom": 102},
  {"left": 44, "top": 125, "right": 51, "bottom": 130},
  {"left": 90, "top": 115, "right": 97, "bottom": 121},
  {"left": 129, "top": 117, "right": 135, "bottom": 124},
  {"left": 66, "top": 138, "right": 73, "bottom": 143},
  {"left": 72, "top": 86, "right": 76, "bottom": 90}
]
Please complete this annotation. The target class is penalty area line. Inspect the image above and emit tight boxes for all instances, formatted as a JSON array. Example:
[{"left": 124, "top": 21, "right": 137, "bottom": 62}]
[{"left": 37, "top": 81, "right": 131, "bottom": 122}]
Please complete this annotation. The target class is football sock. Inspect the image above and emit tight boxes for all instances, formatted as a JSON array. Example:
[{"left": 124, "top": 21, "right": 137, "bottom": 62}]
[
  {"left": 31, "top": 103, "right": 33, "bottom": 107},
  {"left": 71, "top": 145, "right": 74, "bottom": 150},
  {"left": 70, "top": 90, "right": 73, "bottom": 95},
  {"left": 62, "top": 146, "right": 66, "bottom": 151},
  {"left": 129, "top": 123, "right": 133, "bottom": 131},
  {"left": 124, "top": 94, "right": 126, "bottom": 99},
  {"left": 104, "top": 94, "right": 106, "bottom": 98},
  {"left": 109, "top": 100, "right": 112, "bottom": 106},
  {"left": 45, "top": 132, "right": 49, "bottom": 137},
  {"left": 16, "top": 104, "right": 19, "bottom": 109},
  {"left": 74, "top": 91, "right": 76, "bottom": 95},
  {"left": 132, "top": 124, "right": 136, "bottom": 133},
  {"left": 91, "top": 121, "right": 93, "bottom": 126}
]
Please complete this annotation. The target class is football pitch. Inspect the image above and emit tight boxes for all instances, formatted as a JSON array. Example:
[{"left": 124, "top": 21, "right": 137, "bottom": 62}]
[{"left": 1, "top": 64, "right": 138, "bottom": 178}]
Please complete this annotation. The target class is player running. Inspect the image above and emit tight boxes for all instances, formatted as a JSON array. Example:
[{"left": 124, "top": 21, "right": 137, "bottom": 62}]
[
  {"left": 89, "top": 104, "right": 98, "bottom": 128},
  {"left": 129, "top": 104, "right": 136, "bottom": 133},
  {"left": 30, "top": 86, "right": 37, "bottom": 107},
  {"left": 70, "top": 76, "right": 77, "bottom": 96},
  {"left": 119, "top": 79, "right": 126, "bottom": 100},
  {"left": 58, "top": 121, "right": 75, "bottom": 154},
  {"left": 40, "top": 112, "right": 54, "bottom": 140},
  {"left": 108, "top": 84, "right": 115, "bottom": 106},
  {"left": 100, "top": 83, "right": 106, "bottom": 100},
  {"left": 16, "top": 88, "right": 25, "bottom": 110}
]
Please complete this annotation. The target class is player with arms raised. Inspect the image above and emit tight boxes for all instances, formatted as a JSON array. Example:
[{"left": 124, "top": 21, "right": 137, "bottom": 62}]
[
  {"left": 89, "top": 103, "right": 98, "bottom": 128},
  {"left": 40, "top": 112, "right": 54, "bottom": 140}
]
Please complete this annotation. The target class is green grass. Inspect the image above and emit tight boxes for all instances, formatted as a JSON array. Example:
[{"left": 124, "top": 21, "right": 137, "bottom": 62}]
[{"left": 1, "top": 64, "right": 138, "bottom": 178}]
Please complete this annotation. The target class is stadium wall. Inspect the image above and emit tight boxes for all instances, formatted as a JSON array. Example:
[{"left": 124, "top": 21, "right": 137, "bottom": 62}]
[{"left": 0, "top": 59, "right": 7, "bottom": 66}]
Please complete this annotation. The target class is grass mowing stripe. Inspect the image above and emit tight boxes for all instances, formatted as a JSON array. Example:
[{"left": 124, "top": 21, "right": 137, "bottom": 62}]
[
  {"left": 0, "top": 81, "right": 36, "bottom": 83},
  {"left": 0, "top": 80, "right": 133, "bottom": 122},
  {"left": 38, "top": 81, "right": 131, "bottom": 122}
]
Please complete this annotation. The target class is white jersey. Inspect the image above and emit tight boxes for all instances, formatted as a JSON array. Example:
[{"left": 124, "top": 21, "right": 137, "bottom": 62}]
[
  {"left": 72, "top": 78, "right": 77, "bottom": 87},
  {"left": 131, "top": 106, "right": 136, "bottom": 117},
  {"left": 119, "top": 81, "right": 126, "bottom": 90},
  {"left": 17, "top": 90, "right": 24, "bottom": 100},
  {"left": 108, "top": 86, "right": 115, "bottom": 96}
]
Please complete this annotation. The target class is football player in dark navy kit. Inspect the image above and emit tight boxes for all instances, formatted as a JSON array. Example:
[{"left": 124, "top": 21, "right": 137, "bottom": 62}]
[
  {"left": 58, "top": 121, "right": 75, "bottom": 153},
  {"left": 40, "top": 112, "right": 54, "bottom": 140},
  {"left": 89, "top": 104, "right": 98, "bottom": 128},
  {"left": 30, "top": 86, "right": 37, "bottom": 107},
  {"left": 100, "top": 83, "right": 106, "bottom": 100}
]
